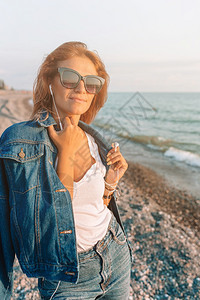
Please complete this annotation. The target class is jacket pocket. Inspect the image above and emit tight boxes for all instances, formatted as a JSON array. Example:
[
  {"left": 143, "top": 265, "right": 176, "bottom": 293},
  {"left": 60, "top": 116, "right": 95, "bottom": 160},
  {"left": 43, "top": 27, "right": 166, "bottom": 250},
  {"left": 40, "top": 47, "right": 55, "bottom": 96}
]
[{"left": 0, "top": 142, "right": 44, "bottom": 194}]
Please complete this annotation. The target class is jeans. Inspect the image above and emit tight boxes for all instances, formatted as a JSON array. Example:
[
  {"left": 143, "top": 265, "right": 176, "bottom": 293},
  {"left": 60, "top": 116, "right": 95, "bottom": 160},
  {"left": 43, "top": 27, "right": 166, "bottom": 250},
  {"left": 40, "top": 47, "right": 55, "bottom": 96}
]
[{"left": 38, "top": 214, "right": 131, "bottom": 299}]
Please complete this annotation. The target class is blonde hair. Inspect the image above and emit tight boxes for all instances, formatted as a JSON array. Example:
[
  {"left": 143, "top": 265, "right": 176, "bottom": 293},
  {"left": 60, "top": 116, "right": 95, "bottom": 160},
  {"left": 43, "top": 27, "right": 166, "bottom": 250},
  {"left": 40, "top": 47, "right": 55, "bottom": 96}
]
[{"left": 30, "top": 41, "right": 109, "bottom": 124}]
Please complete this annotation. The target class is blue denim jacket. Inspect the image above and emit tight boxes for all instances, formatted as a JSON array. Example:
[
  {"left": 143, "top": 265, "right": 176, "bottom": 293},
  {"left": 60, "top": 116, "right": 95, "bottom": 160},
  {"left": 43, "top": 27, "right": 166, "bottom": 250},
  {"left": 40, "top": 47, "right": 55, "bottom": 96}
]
[{"left": 0, "top": 111, "right": 130, "bottom": 299}]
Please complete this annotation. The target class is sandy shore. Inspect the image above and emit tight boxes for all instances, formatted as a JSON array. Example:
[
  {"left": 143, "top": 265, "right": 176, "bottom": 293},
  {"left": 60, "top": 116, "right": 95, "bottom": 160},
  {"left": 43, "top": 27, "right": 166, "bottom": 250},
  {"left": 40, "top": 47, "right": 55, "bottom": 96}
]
[
  {"left": 0, "top": 91, "right": 200, "bottom": 299},
  {"left": 0, "top": 90, "right": 33, "bottom": 133}
]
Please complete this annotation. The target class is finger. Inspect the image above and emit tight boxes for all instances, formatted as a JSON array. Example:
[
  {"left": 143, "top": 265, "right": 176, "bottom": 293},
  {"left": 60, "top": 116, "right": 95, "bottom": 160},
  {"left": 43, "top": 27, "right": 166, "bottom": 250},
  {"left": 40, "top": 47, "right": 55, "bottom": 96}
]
[
  {"left": 115, "top": 160, "right": 128, "bottom": 171},
  {"left": 112, "top": 142, "right": 119, "bottom": 147},
  {"left": 107, "top": 155, "right": 122, "bottom": 165},
  {"left": 112, "top": 142, "right": 120, "bottom": 152},
  {"left": 47, "top": 125, "right": 56, "bottom": 138},
  {"left": 106, "top": 144, "right": 118, "bottom": 157},
  {"left": 107, "top": 148, "right": 120, "bottom": 157},
  {"left": 114, "top": 161, "right": 123, "bottom": 170},
  {"left": 114, "top": 163, "right": 122, "bottom": 172},
  {"left": 106, "top": 154, "right": 121, "bottom": 163},
  {"left": 63, "top": 116, "right": 71, "bottom": 129},
  {"left": 68, "top": 115, "right": 77, "bottom": 126},
  {"left": 107, "top": 152, "right": 121, "bottom": 161}
]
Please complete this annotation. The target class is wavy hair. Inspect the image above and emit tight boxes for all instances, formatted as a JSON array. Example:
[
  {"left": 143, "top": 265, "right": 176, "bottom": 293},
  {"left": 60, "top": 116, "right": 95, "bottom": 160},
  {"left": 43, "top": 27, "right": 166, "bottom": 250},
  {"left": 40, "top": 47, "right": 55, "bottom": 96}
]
[{"left": 30, "top": 41, "right": 109, "bottom": 124}]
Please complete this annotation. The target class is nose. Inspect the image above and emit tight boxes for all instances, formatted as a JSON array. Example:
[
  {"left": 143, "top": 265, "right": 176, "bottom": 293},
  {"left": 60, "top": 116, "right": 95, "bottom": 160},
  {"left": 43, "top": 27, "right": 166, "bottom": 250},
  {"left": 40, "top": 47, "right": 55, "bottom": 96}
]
[{"left": 74, "top": 79, "right": 86, "bottom": 93}]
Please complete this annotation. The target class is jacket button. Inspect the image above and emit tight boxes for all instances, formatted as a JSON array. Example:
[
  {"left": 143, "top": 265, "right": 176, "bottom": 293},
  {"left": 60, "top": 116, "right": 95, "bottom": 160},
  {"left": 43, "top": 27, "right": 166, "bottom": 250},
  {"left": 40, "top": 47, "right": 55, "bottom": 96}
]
[
  {"left": 60, "top": 230, "right": 72, "bottom": 234},
  {"left": 19, "top": 148, "right": 25, "bottom": 158},
  {"left": 65, "top": 272, "right": 75, "bottom": 276}
]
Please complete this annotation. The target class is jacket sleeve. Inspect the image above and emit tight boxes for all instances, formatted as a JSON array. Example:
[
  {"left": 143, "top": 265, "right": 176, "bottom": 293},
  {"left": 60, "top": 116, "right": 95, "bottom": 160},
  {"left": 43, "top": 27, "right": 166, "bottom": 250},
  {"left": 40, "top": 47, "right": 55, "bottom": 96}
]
[{"left": 0, "top": 157, "right": 15, "bottom": 300}]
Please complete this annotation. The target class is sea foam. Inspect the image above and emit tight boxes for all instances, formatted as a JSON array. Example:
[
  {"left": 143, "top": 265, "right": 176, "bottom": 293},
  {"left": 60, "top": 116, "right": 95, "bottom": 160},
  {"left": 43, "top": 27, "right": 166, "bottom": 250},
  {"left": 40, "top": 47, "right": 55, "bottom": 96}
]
[{"left": 164, "top": 147, "right": 200, "bottom": 168}]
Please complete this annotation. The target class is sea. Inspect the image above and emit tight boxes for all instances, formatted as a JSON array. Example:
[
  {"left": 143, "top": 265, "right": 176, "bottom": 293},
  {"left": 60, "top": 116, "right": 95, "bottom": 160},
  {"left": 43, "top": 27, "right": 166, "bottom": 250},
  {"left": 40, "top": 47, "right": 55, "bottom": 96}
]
[{"left": 91, "top": 92, "right": 200, "bottom": 198}]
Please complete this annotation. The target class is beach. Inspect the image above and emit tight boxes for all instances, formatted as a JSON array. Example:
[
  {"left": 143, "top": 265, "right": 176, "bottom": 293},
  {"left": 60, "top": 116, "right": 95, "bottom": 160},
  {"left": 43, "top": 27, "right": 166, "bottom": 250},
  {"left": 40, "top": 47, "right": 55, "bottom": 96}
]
[{"left": 0, "top": 91, "right": 199, "bottom": 299}]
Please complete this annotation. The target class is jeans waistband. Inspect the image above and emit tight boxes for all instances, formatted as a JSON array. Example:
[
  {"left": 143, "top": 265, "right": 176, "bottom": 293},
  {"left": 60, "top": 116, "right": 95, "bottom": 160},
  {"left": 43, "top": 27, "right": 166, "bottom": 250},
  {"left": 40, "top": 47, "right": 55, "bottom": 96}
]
[{"left": 78, "top": 213, "right": 118, "bottom": 261}]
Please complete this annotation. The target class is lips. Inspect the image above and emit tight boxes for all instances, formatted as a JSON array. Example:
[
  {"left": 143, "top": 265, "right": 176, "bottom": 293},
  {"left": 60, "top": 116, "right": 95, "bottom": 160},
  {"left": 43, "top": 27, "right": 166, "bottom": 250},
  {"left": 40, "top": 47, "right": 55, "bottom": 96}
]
[{"left": 69, "top": 97, "right": 86, "bottom": 102}]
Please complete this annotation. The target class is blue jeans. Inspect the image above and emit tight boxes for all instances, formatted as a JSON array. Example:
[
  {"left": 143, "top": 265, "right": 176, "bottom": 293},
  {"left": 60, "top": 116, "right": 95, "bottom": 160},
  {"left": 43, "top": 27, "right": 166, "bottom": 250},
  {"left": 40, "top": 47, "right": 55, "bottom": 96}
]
[{"left": 38, "top": 214, "right": 131, "bottom": 299}]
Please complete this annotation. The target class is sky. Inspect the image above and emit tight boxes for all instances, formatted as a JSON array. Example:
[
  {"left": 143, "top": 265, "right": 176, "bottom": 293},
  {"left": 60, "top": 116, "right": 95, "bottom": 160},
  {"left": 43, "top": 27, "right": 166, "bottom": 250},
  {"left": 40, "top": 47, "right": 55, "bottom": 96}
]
[{"left": 0, "top": 0, "right": 200, "bottom": 92}]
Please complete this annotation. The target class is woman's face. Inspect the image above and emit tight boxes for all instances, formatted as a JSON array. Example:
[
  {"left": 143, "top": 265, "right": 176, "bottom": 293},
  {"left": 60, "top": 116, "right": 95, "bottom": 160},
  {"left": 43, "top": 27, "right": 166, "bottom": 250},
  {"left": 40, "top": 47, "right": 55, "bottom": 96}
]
[{"left": 51, "top": 56, "right": 97, "bottom": 121}]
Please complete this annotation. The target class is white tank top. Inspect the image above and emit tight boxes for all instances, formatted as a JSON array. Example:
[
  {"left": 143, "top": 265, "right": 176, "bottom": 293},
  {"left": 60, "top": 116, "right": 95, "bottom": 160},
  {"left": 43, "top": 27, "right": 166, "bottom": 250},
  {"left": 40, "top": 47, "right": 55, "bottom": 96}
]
[{"left": 72, "top": 132, "right": 112, "bottom": 252}]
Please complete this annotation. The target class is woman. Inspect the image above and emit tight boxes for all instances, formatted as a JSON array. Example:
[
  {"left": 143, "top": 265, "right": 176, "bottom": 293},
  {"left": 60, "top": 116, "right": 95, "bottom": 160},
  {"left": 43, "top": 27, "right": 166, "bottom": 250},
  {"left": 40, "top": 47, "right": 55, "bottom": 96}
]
[{"left": 0, "top": 42, "right": 132, "bottom": 299}]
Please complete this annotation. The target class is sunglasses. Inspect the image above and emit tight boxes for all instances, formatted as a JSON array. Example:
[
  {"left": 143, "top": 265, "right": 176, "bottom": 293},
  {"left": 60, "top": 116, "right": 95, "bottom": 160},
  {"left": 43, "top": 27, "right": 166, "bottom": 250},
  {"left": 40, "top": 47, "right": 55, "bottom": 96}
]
[{"left": 57, "top": 67, "right": 105, "bottom": 94}]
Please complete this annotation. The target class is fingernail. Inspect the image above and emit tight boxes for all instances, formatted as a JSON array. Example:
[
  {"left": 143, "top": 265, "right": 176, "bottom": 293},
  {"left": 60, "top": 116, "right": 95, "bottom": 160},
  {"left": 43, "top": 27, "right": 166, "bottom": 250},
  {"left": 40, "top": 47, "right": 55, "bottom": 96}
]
[{"left": 107, "top": 161, "right": 111, "bottom": 165}]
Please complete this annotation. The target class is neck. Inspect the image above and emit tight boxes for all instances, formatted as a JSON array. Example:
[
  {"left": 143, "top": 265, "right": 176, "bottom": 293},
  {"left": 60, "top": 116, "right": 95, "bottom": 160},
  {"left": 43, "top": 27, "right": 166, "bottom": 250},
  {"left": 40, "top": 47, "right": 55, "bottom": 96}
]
[
  {"left": 61, "top": 114, "right": 80, "bottom": 126},
  {"left": 51, "top": 108, "right": 81, "bottom": 127}
]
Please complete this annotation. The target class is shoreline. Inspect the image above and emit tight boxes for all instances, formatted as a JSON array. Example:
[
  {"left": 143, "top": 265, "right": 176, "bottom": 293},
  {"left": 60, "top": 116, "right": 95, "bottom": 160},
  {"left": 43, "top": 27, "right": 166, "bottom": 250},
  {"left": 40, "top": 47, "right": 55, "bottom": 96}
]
[
  {"left": 119, "top": 139, "right": 200, "bottom": 200},
  {"left": 123, "top": 160, "right": 200, "bottom": 236}
]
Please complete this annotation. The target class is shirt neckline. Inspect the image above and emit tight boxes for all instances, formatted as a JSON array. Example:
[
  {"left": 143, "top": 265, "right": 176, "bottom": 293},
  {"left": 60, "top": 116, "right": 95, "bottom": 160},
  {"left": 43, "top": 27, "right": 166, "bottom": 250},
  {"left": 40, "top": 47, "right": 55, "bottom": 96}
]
[{"left": 73, "top": 132, "right": 96, "bottom": 184}]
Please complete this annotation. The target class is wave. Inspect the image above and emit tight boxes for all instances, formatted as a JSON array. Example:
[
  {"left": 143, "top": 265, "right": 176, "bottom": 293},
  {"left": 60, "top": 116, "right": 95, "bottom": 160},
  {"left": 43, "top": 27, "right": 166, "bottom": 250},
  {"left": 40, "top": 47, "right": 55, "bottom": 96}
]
[
  {"left": 93, "top": 123, "right": 176, "bottom": 151},
  {"left": 94, "top": 123, "right": 200, "bottom": 168},
  {"left": 164, "top": 147, "right": 200, "bottom": 168},
  {"left": 130, "top": 135, "right": 173, "bottom": 151},
  {"left": 93, "top": 121, "right": 199, "bottom": 153}
]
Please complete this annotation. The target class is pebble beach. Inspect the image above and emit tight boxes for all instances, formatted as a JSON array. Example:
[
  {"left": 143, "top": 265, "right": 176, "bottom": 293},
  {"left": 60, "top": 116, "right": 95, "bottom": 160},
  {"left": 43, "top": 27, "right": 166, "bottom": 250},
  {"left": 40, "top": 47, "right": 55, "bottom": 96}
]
[{"left": 0, "top": 90, "right": 199, "bottom": 299}]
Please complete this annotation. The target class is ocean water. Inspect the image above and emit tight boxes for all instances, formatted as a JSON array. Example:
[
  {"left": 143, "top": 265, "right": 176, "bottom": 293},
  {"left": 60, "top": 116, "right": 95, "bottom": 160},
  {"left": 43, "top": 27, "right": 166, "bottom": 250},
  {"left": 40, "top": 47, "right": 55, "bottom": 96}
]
[{"left": 92, "top": 92, "right": 200, "bottom": 169}]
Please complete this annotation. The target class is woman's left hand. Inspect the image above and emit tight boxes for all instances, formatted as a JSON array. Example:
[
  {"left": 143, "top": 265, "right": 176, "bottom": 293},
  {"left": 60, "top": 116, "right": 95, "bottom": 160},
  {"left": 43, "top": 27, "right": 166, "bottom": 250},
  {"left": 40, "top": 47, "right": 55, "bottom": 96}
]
[{"left": 105, "top": 143, "right": 128, "bottom": 184}]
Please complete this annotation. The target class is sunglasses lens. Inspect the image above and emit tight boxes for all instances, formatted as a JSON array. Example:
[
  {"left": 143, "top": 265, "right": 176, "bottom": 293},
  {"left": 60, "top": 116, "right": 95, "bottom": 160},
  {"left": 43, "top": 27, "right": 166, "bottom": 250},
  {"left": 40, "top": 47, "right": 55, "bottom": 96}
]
[
  {"left": 59, "top": 68, "right": 104, "bottom": 94},
  {"left": 85, "top": 77, "right": 102, "bottom": 94},
  {"left": 61, "top": 70, "right": 79, "bottom": 88}
]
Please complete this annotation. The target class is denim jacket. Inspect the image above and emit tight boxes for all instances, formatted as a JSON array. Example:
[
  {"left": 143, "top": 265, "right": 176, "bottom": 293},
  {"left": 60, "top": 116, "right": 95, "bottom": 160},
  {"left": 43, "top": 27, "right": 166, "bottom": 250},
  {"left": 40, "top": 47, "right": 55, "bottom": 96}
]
[{"left": 0, "top": 111, "right": 130, "bottom": 299}]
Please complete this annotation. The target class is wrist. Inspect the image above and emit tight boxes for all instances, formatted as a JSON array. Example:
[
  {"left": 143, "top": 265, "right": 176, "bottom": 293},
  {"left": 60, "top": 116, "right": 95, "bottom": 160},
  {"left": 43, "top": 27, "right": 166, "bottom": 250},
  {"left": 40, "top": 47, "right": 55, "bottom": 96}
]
[
  {"left": 58, "top": 149, "right": 75, "bottom": 160},
  {"left": 105, "top": 176, "right": 118, "bottom": 185},
  {"left": 104, "top": 188, "right": 114, "bottom": 196},
  {"left": 104, "top": 180, "right": 118, "bottom": 191}
]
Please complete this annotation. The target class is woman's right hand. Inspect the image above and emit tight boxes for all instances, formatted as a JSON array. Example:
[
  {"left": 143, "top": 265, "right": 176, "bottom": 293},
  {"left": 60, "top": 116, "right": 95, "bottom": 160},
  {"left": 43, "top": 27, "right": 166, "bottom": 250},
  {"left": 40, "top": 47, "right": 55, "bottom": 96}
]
[{"left": 47, "top": 116, "right": 85, "bottom": 156}]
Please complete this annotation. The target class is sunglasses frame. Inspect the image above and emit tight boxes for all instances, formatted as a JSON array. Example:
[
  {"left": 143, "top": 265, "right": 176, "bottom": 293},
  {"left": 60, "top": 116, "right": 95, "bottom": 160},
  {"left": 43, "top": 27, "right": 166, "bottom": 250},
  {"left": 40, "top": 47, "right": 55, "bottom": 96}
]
[{"left": 57, "top": 67, "right": 105, "bottom": 94}]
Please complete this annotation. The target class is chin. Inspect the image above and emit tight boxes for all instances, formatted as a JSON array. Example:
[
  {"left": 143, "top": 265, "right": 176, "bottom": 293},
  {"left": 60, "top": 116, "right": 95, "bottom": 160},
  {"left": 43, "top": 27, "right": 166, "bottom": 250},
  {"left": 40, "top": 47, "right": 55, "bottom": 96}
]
[{"left": 62, "top": 110, "right": 82, "bottom": 116}]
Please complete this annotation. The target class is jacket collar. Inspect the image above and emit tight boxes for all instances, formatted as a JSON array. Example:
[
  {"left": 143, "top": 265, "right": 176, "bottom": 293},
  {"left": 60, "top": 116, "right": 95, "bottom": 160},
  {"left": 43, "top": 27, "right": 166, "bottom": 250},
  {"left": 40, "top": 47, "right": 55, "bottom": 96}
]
[
  {"left": 36, "top": 110, "right": 57, "bottom": 127},
  {"left": 36, "top": 110, "right": 112, "bottom": 161}
]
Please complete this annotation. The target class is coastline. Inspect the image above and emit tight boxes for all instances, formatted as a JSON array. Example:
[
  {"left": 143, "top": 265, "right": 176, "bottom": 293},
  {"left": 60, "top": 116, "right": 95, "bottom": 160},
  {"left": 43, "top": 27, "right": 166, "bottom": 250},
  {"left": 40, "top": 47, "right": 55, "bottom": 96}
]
[
  {"left": 0, "top": 91, "right": 199, "bottom": 298},
  {"left": 119, "top": 138, "right": 200, "bottom": 200}
]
